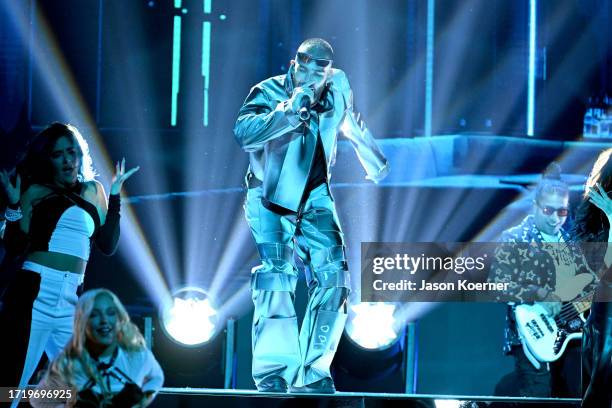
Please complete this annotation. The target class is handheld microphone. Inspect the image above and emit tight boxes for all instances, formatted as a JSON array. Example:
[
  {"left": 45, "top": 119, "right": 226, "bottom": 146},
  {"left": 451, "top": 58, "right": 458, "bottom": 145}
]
[{"left": 298, "top": 94, "right": 311, "bottom": 121}]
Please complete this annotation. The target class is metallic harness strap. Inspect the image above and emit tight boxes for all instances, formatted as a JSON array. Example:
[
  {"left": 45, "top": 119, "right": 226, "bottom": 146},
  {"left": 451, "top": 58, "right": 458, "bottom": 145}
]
[{"left": 252, "top": 243, "right": 298, "bottom": 292}]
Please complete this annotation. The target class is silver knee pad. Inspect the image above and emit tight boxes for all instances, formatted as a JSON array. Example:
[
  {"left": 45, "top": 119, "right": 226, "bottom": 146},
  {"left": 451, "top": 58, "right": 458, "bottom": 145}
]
[
  {"left": 308, "top": 246, "right": 350, "bottom": 290},
  {"left": 251, "top": 243, "right": 298, "bottom": 292}
]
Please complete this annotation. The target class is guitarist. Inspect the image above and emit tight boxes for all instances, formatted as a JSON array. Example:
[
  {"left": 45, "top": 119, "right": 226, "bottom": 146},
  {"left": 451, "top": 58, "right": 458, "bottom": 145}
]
[{"left": 490, "top": 163, "right": 599, "bottom": 399}]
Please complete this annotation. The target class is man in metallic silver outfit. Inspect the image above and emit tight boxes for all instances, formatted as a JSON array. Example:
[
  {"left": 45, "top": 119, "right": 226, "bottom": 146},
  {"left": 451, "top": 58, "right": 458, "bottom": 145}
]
[{"left": 234, "top": 38, "right": 389, "bottom": 393}]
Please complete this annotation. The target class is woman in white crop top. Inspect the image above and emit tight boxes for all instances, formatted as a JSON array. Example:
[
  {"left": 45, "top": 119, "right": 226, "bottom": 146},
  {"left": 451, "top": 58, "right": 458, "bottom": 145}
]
[{"left": 0, "top": 123, "right": 139, "bottom": 406}]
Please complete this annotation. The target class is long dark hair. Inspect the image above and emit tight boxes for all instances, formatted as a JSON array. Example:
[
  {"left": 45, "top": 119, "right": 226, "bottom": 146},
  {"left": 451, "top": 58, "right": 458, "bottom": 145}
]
[
  {"left": 15, "top": 122, "right": 96, "bottom": 191},
  {"left": 572, "top": 149, "right": 612, "bottom": 243}
]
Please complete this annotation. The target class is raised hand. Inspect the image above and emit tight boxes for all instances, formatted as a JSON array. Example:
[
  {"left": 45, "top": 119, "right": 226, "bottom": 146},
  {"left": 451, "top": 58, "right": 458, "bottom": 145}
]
[
  {"left": 0, "top": 170, "right": 21, "bottom": 205},
  {"left": 587, "top": 183, "right": 612, "bottom": 221},
  {"left": 110, "top": 158, "right": 139, "bottom": 195},
  {"left": 289, "top": 85, "right": 316, "bottom": 114}
]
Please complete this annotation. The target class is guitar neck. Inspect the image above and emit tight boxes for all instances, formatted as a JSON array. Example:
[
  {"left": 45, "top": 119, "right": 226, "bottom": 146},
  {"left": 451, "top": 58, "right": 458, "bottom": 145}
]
[
  {"left": 573, "top": 299, "right": 592, "bottom": 314},
  {"left": 568, "top": 293, "right": 593, "bottom": 314},
  {"left": 556, "top": 293, "right": 593, "bottom": 322}
]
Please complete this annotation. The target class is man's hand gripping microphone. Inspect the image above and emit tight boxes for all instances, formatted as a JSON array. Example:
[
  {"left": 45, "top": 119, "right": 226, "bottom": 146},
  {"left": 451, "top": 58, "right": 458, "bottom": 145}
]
[
  {"left": 298, "top": 94, "right": 312, "bottom": 121},
  {"left": 290, "top": 85, "right": 315, "bottom": 122}
]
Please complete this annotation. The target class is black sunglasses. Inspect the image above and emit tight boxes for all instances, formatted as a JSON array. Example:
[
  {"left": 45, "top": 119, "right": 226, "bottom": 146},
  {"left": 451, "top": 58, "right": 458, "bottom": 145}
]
[{"left": 296, "top": 52, "right": 332, "bottom": 68}]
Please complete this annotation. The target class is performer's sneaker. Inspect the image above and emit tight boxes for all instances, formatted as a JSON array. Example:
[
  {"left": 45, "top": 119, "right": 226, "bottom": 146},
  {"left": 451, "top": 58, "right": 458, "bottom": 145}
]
[
  {"left": 256, "top": 376, "right": 288, "bottom": 393},
  {"left": 290, "top": 378, "right": 336, "bottom": 394}
]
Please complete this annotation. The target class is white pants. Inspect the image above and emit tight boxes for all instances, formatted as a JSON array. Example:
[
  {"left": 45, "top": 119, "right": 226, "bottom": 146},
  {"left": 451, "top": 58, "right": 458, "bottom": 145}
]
[{"left": 10, "top": 262, "right": 82, "bottom": 408}]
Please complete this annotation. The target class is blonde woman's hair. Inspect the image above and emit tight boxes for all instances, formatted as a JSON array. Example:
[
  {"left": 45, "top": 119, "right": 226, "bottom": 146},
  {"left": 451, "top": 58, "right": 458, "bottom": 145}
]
[{"left": 36, "top": 289, "right": 145, "bottom": 405}]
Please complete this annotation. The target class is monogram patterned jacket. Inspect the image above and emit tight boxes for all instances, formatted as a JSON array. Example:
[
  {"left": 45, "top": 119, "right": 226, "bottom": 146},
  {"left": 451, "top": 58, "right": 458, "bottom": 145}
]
[
  {"left": 489, "top": 215, "right": 598, "bottom": 352},
  {"left": 490, "top": 215, "right": 596, "bottom": 303}
]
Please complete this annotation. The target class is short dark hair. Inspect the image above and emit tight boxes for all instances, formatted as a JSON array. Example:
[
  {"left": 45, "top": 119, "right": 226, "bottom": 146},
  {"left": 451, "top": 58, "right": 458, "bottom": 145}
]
[{"left": 298, "top": 38, "right": 334, "bottom": 60}]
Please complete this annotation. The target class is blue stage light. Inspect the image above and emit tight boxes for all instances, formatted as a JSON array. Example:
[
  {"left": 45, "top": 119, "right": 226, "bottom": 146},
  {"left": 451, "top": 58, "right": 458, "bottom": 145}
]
[
  {"left": 171, "top": 13, "right": 182, "bottom": 126},
  {"left": 527, "top": 0, "right": 537, "bottom": 136},
  {"left": 160, "top": 286, "right": 219, "bottom": 346},
  {"left": 344, "top": 302, "right": 400, "bottom": 350},
  {"left": 202, "top": 21, "right": 211, "bottom": 126},
  {"left": 435, "top": 400, "right": 463, "bottom": 408},
  {"left": 424, "top": 0, "right": 435, "bottom": 137}
]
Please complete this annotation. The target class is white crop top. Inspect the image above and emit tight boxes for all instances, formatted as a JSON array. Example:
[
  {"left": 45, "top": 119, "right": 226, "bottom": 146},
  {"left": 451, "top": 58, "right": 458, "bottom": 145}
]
[{"left": 48, "top": 206, "right": 96, "bottom": 261}]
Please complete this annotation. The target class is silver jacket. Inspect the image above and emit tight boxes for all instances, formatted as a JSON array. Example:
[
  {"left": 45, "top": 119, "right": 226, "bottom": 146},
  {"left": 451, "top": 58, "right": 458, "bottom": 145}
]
[{"left": 234, "top": 67, "right": 389, "bottom": 211}]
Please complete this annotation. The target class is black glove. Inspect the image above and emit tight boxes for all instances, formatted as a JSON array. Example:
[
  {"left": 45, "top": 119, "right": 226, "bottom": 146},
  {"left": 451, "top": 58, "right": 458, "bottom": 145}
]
[
  {"left": 74, "top": 389, "right": 103, "bottom": 407},
  {"left": 110, "top": 382, "right": 145, "bottom": 407}
]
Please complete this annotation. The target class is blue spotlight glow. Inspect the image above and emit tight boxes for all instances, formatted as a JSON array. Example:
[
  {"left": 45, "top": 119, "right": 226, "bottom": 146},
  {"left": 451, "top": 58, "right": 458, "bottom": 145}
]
[
  {"left": 202, "top": 21, "right": 211, "bottom": 126},
  {"left": 435, "top": 400, "right": 462, "bottom": 408},
  {"left": 527, "top": 0, "right": 537, "bottom": 136},
  {"left": 424, "top": 0, "right": 435, "bottom": 137},
  {"left": 160, "top": 286, "right": 219, "bottom": 347},
  {"left": 171, "top": 15, "right": 182, "bottom": 126},
  {"left": 345, "top": 302, "right": 400, "bottom": 350},
  {"left": 118, "top": 210, "right": 171, "bottom": 309}
]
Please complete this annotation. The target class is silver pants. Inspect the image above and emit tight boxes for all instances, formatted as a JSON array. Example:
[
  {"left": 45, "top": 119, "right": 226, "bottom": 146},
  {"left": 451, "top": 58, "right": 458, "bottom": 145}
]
[{"left": 244, "top": 183, "right": 350, "bottom": 387}]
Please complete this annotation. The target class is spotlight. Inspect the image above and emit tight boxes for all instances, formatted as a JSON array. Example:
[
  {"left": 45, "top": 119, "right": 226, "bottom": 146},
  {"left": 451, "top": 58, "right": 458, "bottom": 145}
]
[
  {"left": 334, "top": 302, "right": 407, "bottom": 392},
  {"left": 344, "top": 302, "right": 400, "bottom": 350},
  {"left": 160, "top": 286, "right": 218, "bottom": 346},
  {"left": 435, "top": 400, "right": 463, "bottom": 408},
  {"left": 153, "top": 286, "right": 226, "bottom": 388}
]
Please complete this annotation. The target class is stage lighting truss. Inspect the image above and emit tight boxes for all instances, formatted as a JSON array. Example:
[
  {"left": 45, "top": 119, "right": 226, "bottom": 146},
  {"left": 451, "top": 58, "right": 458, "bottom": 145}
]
[
  {"left": 344, "top": 302, "right": 400, "bottom": 350},
  {"left": 160, "top": 286, "right": 219, "bottom": 347}
]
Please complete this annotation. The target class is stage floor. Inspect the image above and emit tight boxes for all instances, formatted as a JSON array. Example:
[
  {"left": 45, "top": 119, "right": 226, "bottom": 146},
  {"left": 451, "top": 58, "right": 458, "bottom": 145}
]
[{"left": 151, "top": 387, "right": 582, "bottom": 407}]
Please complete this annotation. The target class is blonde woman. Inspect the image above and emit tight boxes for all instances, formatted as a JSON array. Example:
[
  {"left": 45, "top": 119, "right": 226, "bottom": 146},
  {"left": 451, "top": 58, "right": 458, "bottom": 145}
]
[{"left": 30, "top": 289, "right": 164, "bottom": 407}]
